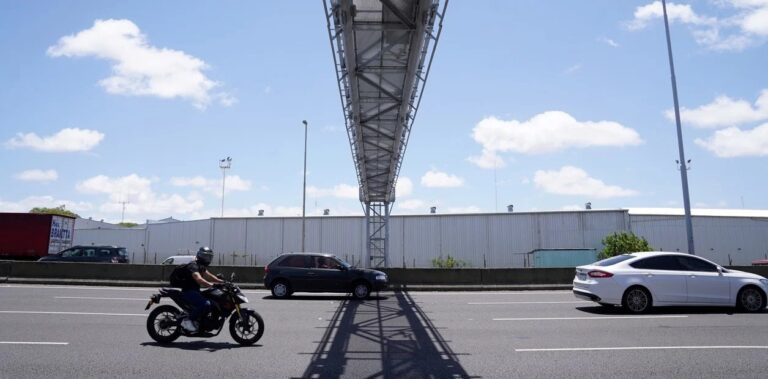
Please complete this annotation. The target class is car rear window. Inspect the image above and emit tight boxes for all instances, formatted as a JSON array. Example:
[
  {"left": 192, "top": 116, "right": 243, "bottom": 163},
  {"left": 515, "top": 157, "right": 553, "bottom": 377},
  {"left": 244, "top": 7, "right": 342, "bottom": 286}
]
[{"left": 593, "top": 254, "right": 634, "bottom": 267}]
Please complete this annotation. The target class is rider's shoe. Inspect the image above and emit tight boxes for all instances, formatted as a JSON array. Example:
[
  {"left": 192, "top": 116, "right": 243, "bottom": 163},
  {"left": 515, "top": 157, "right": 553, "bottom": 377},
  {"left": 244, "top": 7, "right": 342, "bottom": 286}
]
[{"left": 181, "top": 318, "right": 198, "bottom": 333}]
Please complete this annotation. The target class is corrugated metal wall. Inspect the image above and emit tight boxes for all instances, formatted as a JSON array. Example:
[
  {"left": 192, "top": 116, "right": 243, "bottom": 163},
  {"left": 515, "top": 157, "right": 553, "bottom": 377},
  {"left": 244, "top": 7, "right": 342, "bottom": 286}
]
[
  {"left": 630, "top": 215, "right": 768, "bottom": 265},
  {"left": 73, "top": 211, "right": 768, "bottom": 267}
]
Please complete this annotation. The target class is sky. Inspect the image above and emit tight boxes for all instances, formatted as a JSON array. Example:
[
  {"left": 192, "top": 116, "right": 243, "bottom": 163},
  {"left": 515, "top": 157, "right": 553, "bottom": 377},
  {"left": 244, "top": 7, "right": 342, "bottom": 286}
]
[{"left": 1, "top": 1, "right": 767, "bottom": 223}]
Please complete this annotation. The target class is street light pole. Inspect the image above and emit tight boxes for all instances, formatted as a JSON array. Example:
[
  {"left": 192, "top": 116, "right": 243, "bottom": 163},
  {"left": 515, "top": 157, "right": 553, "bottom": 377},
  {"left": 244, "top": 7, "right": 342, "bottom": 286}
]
[
  {"left": 662, "top": 0, "right": 695, "bottom": 255},
  {"left": 219, "top": 157, "right": 232, "bottom": 217},
  {"left": 301, "top": 120, "right": 308, "bottom": 252}
]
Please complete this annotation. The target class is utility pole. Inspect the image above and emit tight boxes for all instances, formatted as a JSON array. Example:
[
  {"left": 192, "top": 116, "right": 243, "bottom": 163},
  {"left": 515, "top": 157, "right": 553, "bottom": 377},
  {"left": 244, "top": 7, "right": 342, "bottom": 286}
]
[
  {"left": 301, "top": 120, "right": 308, "bottom": 252},
  {"left": 662, "top": 0, "right": 695, "bottom": 255},
  {"left": 219, "top": 157, "right": 232, "bottom": 217},
  {"left": 118, "top": 201, "right": 130, "bottom": 223}
]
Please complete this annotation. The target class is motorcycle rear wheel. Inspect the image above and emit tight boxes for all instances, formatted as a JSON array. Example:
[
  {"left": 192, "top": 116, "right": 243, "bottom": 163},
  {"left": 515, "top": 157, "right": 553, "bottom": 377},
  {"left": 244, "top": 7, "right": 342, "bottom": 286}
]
[
  {"left": 147, "top": 305, "right": 182, "bottom": 344},
  {"left": 229, "top": 310, "right": 264, "bottom": 346}
]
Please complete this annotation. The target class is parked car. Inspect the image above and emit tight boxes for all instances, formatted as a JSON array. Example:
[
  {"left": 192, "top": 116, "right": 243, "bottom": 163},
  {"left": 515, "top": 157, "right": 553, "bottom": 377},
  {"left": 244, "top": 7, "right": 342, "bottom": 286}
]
[
  {"left": 573, "top": 251, "right": 768, "bottom": 313},
  {"left": 37, "top": 245, "right": 129, "bottom": 263},
  {"left": 263, "top": 252, "right": 388, "bottom": 299},
  {"left": 161, "top": 255, "right": 196, "bottom": 265}
]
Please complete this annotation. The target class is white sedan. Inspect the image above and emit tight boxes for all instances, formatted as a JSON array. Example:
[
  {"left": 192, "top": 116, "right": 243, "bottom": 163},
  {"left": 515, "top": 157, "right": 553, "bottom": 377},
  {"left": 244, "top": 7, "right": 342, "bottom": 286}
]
[{"left": 573, "top": 251, "right": 768, "bottom": 313}]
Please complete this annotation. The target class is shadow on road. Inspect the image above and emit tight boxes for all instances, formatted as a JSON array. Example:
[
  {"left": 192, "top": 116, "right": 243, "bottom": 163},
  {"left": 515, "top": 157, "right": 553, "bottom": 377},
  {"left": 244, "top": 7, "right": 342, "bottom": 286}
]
[
  {"left": 140, "top": 340, "right": 259, "bottom": 351},
  {"left": 263, "top": 295, "right": 389, "bottom": 301},
  {"left": 296, "top": 290, "right": 476, "bottom": 379},
  {"left": 574, "top": 305, "right": 761, "bottom": 315}
]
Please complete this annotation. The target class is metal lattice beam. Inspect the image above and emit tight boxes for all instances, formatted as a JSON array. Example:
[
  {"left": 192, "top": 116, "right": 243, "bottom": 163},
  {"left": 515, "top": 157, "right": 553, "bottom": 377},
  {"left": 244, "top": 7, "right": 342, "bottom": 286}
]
[{"left": 325, "top": 0, "right": 447, "bottom": 267}]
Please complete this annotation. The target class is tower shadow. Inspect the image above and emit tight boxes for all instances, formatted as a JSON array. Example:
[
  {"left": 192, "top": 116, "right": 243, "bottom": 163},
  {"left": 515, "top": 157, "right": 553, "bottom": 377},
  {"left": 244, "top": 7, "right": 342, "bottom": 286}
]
[{"left": 297, "top": 290, "right": 475, "bottom": 378}]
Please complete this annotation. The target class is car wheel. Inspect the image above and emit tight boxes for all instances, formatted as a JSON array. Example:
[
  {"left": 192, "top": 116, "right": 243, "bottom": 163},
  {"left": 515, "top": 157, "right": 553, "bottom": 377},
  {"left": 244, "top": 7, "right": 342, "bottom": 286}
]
[
  {"left": 737, "top": 286, "right": 766, "bottom": 313},
  {"left": 351, "top": 281, "right": 371, "bottom": 300},
  {"left": 622, "top": 286, "right": 652, "bottom": 314},
  {"left": 270, "top": 280, "right": 291, "bottom": 299}
]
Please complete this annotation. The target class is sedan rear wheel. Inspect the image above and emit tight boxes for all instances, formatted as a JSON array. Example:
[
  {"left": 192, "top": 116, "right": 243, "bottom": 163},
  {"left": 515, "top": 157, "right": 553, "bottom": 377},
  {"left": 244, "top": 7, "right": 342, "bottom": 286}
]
[
  {"left": 737, "top": 286, "right": 766, "bottom": 313},
  {"left": 622, "top": 287, "right": 651, "bottom": 314}
]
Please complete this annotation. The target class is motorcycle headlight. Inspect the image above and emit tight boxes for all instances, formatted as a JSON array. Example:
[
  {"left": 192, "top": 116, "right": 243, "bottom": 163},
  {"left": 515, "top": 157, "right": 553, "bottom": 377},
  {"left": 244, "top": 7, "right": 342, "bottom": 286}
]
[{"left": 376, "top": 274, "right": 387, "bottom": 281}]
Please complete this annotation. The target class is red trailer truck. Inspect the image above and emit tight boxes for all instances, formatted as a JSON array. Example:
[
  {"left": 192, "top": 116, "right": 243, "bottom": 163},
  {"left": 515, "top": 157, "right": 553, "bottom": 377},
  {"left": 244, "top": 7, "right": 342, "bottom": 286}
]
[{"left": 0, "top": 213, "right": 75, "bottom": 260}]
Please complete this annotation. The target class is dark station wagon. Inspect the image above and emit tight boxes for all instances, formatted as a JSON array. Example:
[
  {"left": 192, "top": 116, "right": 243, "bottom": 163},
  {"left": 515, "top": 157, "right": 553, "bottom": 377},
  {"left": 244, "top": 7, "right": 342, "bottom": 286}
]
[{"left": 264, "top": 253, "right": 388, "bottom": 299}]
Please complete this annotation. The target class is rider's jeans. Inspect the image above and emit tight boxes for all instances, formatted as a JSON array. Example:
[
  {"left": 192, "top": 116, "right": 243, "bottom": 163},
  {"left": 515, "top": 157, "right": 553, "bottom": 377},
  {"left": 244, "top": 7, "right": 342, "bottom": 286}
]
[{"left": 182, "top": 289, "right": 211, "bottom": 322}]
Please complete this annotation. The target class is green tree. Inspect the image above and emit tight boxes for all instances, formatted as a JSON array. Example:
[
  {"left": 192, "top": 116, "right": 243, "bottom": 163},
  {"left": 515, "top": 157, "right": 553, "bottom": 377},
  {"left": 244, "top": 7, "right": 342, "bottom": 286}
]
[
  {"left": 600, "top": 231, "right": 653, "bottom": 259},
  {"left": 431, "top": 254, "right": 468, "bottom": 268},
  {"left": 29, "top": 205, "right": 79, "bottom": 218},
  {"left": 118, "top": 222, "right": 139, "bottom": 228}
]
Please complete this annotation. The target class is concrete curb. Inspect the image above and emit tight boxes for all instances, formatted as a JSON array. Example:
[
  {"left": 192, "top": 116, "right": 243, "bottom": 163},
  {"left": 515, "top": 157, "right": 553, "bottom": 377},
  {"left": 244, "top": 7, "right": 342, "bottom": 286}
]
[{"left": 3, "top": 277, "right": 573, "bottom": 292}]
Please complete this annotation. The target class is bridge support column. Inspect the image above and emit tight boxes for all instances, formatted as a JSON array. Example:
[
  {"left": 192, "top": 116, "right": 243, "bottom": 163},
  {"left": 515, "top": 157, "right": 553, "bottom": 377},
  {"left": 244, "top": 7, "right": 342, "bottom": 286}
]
[{"left": 364, "top": 202, "right": 390, "bottom": 268}]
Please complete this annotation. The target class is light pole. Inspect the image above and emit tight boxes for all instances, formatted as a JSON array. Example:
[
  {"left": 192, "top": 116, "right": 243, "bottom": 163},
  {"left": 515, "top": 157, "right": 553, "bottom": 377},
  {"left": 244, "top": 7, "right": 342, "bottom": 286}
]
[
  {"left": 662, "top": 0, "right": 695, "bottom": 255},
  {"left": 219, "top": 157, "right": 232, "bottom": 217},
  {"left": 301, "top": 120, "right": 308, "bottom": 252}
]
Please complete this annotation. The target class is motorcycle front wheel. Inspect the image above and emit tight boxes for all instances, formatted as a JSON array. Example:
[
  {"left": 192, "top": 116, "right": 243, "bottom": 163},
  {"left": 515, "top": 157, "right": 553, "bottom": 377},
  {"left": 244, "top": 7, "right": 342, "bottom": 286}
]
[
  {"left": 229, "top": 310, "right": 264, "bottom": 346},
  {"left": 147, "top": 305, "right": 182, "bottom": 344}
]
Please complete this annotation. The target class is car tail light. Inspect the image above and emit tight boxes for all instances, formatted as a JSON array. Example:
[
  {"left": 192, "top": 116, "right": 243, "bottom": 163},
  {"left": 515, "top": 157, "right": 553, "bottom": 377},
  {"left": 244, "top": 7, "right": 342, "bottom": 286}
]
[
  {"left": 588, "top": 270, "right": 613, "bottom": 278},
  {"left": 264, "top": 265, "right": 269, "bottom": 274}
]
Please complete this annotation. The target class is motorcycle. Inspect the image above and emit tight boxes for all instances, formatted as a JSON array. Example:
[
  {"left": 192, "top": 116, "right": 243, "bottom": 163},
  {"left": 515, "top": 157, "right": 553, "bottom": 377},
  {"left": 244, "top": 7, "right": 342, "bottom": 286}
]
[{"left": 144, "top": 274, "right": 264, "bottom": 345}]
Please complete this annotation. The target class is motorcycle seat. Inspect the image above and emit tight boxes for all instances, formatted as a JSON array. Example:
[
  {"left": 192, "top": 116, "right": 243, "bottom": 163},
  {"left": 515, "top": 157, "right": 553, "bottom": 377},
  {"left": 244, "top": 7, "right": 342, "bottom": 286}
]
[{"left": 159, "top": 288, "right": 183, "bottom": 296}]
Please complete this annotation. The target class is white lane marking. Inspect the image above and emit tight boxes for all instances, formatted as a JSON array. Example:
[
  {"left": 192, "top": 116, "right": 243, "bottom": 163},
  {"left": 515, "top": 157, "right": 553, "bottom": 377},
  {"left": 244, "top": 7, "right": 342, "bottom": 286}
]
[
  {"left": 494, "top": 315, "right": 688, "bottom": 321},
  {"left": 1, "top": 285, "right": 155, "bottom": 291},
  {"left": 0, "top": 311, "right": 146, "bottom": 317},
  {"left": 516, "top": 346, "right": 768, "bottom": 352},
  {"left": 1, "top": 285, "right": 270, "bottom": 295},
  {"left": 55, "top": 296, "right": 147, "bottom": 301},
  {"left": 413, "top": 291, "right": 572, "bottom": 296},
  {"left": 470, "top": 301, "right": 587, "bottom": 305},
  {"left": 0, "top": 341, "right": 69, "bottom": 345}
]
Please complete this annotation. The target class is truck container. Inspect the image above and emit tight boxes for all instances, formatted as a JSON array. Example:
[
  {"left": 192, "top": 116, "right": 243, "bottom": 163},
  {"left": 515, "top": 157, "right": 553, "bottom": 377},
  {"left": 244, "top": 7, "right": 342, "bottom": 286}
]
[{"left": 0, "top": 213, "right": 75, "bottom": 260}]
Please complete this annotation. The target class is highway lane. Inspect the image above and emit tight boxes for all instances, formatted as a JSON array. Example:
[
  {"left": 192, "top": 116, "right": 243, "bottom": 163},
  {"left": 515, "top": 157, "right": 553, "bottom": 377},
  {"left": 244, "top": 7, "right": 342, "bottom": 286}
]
[{"left": 0, "top": 285, "right": 766, "bottom": 378}]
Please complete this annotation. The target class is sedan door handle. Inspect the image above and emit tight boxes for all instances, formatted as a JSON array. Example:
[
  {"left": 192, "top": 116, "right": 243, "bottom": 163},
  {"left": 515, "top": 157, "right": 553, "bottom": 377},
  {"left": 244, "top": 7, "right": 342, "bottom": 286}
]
[{"left": 306, "top": 272, "right": 317, "bottom": 276}]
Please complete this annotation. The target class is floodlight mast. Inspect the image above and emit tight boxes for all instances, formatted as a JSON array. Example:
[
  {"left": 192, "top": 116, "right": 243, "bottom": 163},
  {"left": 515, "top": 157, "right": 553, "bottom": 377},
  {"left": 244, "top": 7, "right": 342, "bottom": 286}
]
[
  {"left": 662, "top": 0, "right": 695, "bottom": 255},
  {"left": 219, "top": 157, "right": 232, "bottom": 217}
]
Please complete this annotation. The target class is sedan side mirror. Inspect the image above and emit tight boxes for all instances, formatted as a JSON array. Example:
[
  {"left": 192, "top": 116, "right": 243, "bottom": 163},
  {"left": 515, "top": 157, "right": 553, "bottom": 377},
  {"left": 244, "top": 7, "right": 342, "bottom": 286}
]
[{"left": 337, "top": 265, "right": 348, "bottom": 271}]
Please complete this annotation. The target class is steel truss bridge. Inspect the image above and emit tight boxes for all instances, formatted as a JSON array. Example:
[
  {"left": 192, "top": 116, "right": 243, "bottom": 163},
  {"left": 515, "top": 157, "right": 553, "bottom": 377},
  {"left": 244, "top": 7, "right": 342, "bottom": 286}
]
[{"left": 324, "top": 0, "right": 447, "bottom": 268}]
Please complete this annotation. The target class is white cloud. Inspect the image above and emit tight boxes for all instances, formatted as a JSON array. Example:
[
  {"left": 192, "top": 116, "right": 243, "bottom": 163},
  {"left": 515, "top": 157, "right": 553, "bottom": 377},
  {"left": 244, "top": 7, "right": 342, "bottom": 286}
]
[
  {"left": 77, "top": 174, "right": 204, "bottom": 216},
  {"left": 306, "top": 184, "right": 359, "bottom": 199},
  {"left": 470, "top": 111, "right": 642, "bottom": 156},
  {"left": 628, "top": 1, "right": 716, "bottom": 30},
  {"left": 0, "top": 195, "right": 93, "bottom": 214},
  {"left": 564, "top": 64, "right": 582, "bottom": 74},
  {"left": 599, "top": 37, "right": 620, "bottom": 47},
  {"left": 421, "top": 170, "right": 464, "bottom": 188},
  {"left": 15, "top": 169, "right": 58, "bottom": 182},
  {"left": 171, "top": 175, "right": 252, "bottom": 197},
  {"left": 561, "top": 204, "right": 585, "bottom": 211},
  {"left": 671, "top": 90, "right": 768, "bottom": 128},
  {"left": 533, "top": 166, "right": 639, "bottom": 198},
  {"left": 695, "top": 123, "right": 768, "bottom": 157},
  {"left": 396, "top": 177, "right": 413, "bottom": 197},
  {"left": 397, "top": 199, "right": 425, "bottom": 210},
  {"left": 628, "top": 1, "right": 768, "bottom": 51},
  {"left": 445, "top": 206, "right": 482, "bottom": 214},
  {"left": 47, "top": 19, "right": 233, "bottom": 108},
  {"left": 6, "top": 128, "right": 104, "bottom": 152},
  {"left": 467, "top": 149, "right": 506, "bottom": 169}
]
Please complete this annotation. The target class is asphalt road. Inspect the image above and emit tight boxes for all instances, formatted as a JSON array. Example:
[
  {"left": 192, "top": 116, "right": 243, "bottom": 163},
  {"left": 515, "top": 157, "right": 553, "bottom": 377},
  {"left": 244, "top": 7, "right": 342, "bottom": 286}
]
[{"left": 0, "top": 284, "right": 766, "bottom": 378}]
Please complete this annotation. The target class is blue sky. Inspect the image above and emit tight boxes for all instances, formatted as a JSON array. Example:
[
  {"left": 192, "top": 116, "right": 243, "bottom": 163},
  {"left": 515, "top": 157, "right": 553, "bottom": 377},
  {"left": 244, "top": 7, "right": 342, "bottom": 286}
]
[{"left": 1, "top": 1, "right": 767, "bottom": 223}]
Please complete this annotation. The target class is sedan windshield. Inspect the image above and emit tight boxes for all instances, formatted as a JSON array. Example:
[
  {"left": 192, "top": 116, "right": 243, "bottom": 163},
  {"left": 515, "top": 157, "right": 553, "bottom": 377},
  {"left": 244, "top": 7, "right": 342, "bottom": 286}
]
[{"left": 593, "top": 254, "right": 635, "bottom": 267}]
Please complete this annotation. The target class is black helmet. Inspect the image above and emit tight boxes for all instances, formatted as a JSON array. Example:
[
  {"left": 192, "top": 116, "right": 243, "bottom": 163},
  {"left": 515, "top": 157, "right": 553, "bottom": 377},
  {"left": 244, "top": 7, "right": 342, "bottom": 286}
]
[{"left": 196, "top": 246, "right": 214, "bottom": 266}]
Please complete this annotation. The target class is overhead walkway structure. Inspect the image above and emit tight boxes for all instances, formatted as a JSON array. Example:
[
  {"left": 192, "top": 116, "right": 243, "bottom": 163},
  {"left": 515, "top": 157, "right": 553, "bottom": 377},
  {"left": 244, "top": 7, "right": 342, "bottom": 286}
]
[{"left": 324, "top": 0, "right": 447, "bottom": 268}]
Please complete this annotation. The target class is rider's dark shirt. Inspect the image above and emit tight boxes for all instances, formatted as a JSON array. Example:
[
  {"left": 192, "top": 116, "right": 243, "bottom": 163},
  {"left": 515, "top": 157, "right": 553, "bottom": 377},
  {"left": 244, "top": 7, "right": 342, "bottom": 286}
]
[{"left": 179, "top": 261, "right": 208, "bottom": 291}]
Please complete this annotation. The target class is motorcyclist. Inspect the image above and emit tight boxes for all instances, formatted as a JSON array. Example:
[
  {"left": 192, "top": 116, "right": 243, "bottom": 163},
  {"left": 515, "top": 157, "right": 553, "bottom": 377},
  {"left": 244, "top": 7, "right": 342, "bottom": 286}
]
[{"left": 179, "top": 246, "right": 224, "bottom": 333}]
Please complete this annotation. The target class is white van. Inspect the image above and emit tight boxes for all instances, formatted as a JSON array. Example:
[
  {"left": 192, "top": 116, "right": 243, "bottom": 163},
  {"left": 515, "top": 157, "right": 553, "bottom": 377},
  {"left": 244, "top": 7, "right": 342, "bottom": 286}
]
[{"left": 161, "top": 255, "right": 195, "bottom": 265}]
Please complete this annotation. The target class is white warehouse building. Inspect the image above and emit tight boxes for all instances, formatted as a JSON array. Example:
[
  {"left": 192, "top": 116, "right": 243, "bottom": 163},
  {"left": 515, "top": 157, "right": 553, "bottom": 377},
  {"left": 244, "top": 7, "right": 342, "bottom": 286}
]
[{"left": 73, "top": 209, "right": 768, "bottom": 268}]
